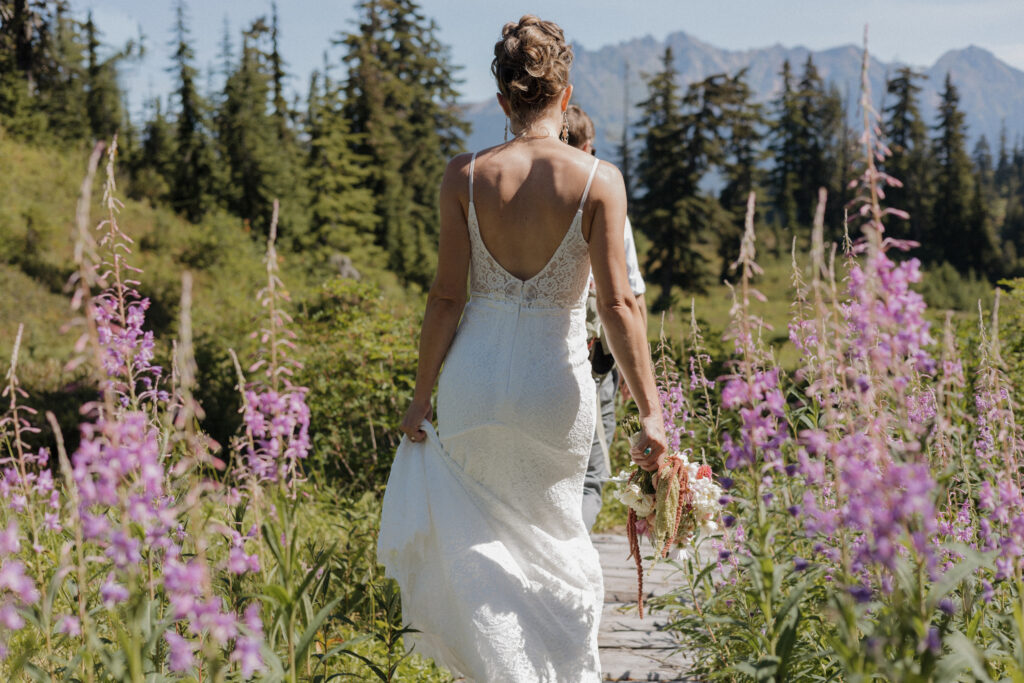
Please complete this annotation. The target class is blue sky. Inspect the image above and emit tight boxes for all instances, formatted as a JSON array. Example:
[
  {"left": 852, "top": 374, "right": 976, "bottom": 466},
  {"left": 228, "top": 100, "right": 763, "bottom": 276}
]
[{"left": 81, "top": 0, "right": 1024, "bottom": 115}]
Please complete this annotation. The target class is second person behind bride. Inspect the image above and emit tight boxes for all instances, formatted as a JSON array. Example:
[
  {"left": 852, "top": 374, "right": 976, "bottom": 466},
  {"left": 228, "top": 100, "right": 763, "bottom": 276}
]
[{"left": 564, "top": 104, "right": 649, "bottom": 533}]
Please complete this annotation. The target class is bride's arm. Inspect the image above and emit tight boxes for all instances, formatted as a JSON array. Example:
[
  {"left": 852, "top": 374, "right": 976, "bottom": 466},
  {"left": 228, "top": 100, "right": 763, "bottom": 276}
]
[
  {"left": 587, "top": 162, "right": 666, "bottom": 471},
  {"left": 400, "top": 156, "right": 472, "bottom": 442}
]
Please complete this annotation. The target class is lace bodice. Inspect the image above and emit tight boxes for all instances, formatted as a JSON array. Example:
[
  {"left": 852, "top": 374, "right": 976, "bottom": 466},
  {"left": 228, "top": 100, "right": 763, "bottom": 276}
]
[{"left": 467, "top": 153, "right": 599, "bottom": 310}]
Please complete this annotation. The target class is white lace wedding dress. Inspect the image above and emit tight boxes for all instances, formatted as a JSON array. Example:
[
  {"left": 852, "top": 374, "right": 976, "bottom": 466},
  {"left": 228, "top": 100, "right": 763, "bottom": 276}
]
[{"left": 378, "top": 154, "right": 605, "bottom": 682}]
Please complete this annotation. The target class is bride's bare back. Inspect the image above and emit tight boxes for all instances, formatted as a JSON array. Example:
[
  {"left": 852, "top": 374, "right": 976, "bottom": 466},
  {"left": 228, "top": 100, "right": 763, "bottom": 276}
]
[{"left": 467, "top": 138, "right": 604, "bottom": 281}]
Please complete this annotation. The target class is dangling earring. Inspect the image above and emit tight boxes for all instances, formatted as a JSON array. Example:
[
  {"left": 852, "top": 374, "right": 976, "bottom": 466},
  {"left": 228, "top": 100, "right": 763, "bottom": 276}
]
[
  {"left": 504, "top": 118, "right": 510, "bottom": 143},
  {"left": 560, "top": 110, "right": 569, "bottom": 143}
]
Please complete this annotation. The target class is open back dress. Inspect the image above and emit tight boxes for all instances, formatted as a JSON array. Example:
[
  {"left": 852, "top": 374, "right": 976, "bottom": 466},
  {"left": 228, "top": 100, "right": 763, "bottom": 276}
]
[{"left": 378, "top": 153, "right": 605, "bottom": 682}]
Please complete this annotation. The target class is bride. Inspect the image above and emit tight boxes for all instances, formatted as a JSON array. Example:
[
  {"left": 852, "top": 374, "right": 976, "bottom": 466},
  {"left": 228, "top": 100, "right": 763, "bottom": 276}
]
[{"left": 378, "top": 15, "right": 667, "bottom": 683}]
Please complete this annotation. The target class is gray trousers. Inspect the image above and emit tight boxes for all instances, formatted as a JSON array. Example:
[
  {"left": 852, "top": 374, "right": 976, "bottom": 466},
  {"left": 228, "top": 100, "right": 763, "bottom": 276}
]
[{"left": 582, "top": 369, "right": 617, "bottom": 532}]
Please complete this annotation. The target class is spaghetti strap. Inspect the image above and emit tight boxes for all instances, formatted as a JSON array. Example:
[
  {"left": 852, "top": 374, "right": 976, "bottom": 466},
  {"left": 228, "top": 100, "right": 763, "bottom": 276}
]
[
  {"left": 577, "top": 158, "right": 601, "bottom": 213},
  {"left": 469, "top": 152, "right": 478, "bottom": 204}
]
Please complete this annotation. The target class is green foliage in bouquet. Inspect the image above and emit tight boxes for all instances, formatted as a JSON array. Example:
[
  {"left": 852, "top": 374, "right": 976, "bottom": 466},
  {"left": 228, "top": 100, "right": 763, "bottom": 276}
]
[{"left": 654, "top": 468, "right": 681, "bottom": 556}]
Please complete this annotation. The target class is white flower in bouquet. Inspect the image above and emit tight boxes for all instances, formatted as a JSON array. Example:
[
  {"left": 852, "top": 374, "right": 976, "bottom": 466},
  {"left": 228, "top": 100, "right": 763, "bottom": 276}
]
[
  {"left": 689, "top": 474, "right": 723, "bottom": 533},
  {"left": 676, "top": 451, "right": 724, "bottom": 535},
  {"left": 614, "top": 482, "right": 656, "bottom": 518}
]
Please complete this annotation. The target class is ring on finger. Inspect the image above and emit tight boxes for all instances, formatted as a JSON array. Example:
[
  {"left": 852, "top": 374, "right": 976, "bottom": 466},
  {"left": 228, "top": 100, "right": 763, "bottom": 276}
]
[{"left": 643, "top": 447, "right": 652, "bottom": 456}]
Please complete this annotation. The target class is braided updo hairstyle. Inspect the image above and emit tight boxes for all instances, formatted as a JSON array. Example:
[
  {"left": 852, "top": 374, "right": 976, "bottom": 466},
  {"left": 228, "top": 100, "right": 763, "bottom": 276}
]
[{"left": 491, "top": 15, "right": 574, "bottom": 123}]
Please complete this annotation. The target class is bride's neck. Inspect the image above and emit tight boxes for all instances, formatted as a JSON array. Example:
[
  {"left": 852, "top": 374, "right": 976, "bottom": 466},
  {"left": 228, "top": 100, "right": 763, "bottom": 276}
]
[{"left": 511, "top": 109, "right": 563, "bottom": 140}]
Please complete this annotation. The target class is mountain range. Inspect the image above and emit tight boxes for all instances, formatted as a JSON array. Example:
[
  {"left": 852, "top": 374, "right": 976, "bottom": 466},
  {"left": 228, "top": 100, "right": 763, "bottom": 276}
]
[{"left": 462, "top": 31, "right": 1024, "bottom": 161}]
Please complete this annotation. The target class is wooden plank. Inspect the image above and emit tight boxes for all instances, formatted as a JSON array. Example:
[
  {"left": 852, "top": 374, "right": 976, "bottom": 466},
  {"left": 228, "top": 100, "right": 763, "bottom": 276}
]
[
  {"left": 599, "top": 647, "right": 692, "bottom": 681},
  {"left": 593, "top": 531, "right": 704, "bottom": 682}
]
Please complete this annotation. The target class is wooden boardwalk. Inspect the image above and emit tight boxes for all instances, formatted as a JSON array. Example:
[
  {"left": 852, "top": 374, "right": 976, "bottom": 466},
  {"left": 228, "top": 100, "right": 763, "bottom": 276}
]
[{"left": 593, "top": 533, "right": 695, "bottom": 682}]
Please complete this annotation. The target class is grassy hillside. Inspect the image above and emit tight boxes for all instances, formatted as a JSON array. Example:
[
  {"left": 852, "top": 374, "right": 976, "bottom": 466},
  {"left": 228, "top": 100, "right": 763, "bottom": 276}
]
[{"left": 1, "top": 133, "right": 273, "bottom": 363}]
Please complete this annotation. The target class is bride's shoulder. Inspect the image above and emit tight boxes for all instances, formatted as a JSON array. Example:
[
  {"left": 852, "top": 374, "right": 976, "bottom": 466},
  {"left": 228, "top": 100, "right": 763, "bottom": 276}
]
[
  {"left": 587, "top": 159, "right": 626, "bottom": 202},
  {"left": 440, "top": 153, "right": 476, "bottom": 193}
]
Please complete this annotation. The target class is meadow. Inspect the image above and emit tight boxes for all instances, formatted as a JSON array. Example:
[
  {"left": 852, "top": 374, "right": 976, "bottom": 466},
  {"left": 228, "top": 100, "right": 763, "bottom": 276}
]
[{"left": 2, "top": 53, "right": 1024, "bottom": 682}]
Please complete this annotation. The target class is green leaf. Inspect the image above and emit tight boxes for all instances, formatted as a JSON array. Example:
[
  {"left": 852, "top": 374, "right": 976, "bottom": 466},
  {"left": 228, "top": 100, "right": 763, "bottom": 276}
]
[
  {"left": 925, "top": 546, "right": 985, "bottom": 607},
  {"left": 335, "top": 649, "right": 391, "bottom": 682},
  {"left": 260, "top": 584, "right": 293, "bottom": 609},
  {"left": 295, "top": 595, "right": 346, "bottom": 664},
  {"left": 936, "top": 630, "right": 993, "bottom": 683}
]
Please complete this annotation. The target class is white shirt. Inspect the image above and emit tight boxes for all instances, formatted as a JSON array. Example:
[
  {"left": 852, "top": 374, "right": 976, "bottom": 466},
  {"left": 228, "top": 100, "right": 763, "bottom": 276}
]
[
  {"left": 588, "top": 216, "right": 646, "bottom": 297},
  {"left": 621, "top": 216, "right": 645, "bottom": 296}
]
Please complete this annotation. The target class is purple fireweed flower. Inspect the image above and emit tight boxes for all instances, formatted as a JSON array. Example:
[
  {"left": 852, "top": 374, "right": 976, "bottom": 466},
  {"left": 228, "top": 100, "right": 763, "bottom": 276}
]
[
  {"left": 227, "top": 546, "right": 260, "bottom": 575},
  {"left": 0, "top": 603, "right": 24, "bottom": 630},
  {"left": 721, "top": 370, "right": 789, "bottom": 470},
  {"left": 845, "top": 253, "right": 935, "bottom": 376},
  {"left": 0, "top": 523, "right": 19, "bottom": 555},
  {"left": 241, "top": 387, "right": 312, "bottom": 487},
  {"left": 105, "top": 531, "right": 142, "bottom": 569},
  {"left": 906, "top": 389, "right": 937, "bottom": 427},
  {"left": 72, "top": 413, "right": 176, "bottom": 576},
  {"left": 232, "top": 603, "right": 266, "bottom": 677},
  {"left": 164, "top": 631, "right": 196, "bottom": 672},
  {"left": 57, "top": 615, "right": 81, "bottom": 636},
  {"left": 658, "top": 376, "right": 695, "bottom": 452},
  {"left": 923, "top": 627, "right": 941, "bottom": 655},
  {"left": 92, "top": 292, "right": 167, "bottom": 404},
  {"left": 100, "top": 574, "right": 129, "bottom": 607},
  {"left": 0, "top": 561, "right": 39, "bottom": 605},
  {"left": 788, "top": 319, "right": 819, "bottom": 357},
  {"left": 199, "top": 604, "right": 238, "bottom": 645},
  {"left": 849, "top": 584, "right": 873, "bottom": 603},
  {"left": 689, "top": 355, "right": 714, "bottom": 391}
]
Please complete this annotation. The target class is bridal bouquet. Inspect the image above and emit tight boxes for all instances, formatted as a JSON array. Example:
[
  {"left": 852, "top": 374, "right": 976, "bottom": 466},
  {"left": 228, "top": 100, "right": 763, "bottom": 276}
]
[{"left": 611, "top": 416, "right": 724, "bottom": 617}]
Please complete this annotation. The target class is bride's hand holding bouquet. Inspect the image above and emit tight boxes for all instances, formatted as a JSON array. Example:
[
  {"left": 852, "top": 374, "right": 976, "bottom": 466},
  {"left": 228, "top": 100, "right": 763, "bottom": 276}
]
[
  {"left": 613, "top": 415, "right": 724, "bottom": 617},
  {"left": 628, "top": 413, "right": 667, "bottom": 472}
]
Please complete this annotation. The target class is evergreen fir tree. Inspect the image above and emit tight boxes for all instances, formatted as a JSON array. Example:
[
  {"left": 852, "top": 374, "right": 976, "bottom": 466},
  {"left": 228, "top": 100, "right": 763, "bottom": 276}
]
[
  {"left": 0, "top": 0, "right": 44, "bottom": 125},
  {"left": 618, "top": 59, "right": 633, "bottom": 204},
  {"left": 995, "top": 121, "right": 1013, "bottom": 191},
  {"left": 767, "top": 60, "right": 801, "bottom": 235},
  {"left": 218, "top": 16, "right": 234, "bottom": 80},
  {"left": 131, "top": 97, "right": 175, "bottom": 204},
  {"left": 303, "top": 67, "right": 380, "bottom": 263},
  {"left": 793, "top": 56, "right": 828, "bottom": 225},
  {"left": 968, "top": 165, "right": 1002, "bottom": 276},
  {"left": 883, "top": 67, "right": 932, "bottom": 245},
  {"left": 84, "top": 11, "right": 129, "bottom": 141},
  {"left": 634, "top": 48, "right": 734, "bottom": 307},
  {"left": 169, "top": 0, "right": 214, "bottom": 221},
  {"left": 270, "top": 2, "right": 289, "bottom": 140},
  {"left": 215, "top": 16, "right": 305, "bottom": 238},
  {"left": 340, "top": 0, "right": 469, "bottom": 286},
  {"left": 217, "top": 17, "right": 279, "bottom": 232},
  {"left": 716, "top": 69, "right": 764, "bottom": 278},
  {"left": 38, "top": 5, "right": 89, "bottom": 142},
  {"left": 932, "top": 72, "right": 986, "bottom": 274},
  {"left": 973, "top": 135, "right": 993, "bottom": 187}
]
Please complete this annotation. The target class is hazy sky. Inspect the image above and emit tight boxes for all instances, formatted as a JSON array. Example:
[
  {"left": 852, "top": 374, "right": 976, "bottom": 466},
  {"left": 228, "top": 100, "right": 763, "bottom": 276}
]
[{"left": 81, "top": 0, "right": 1024, "bottom": 114}]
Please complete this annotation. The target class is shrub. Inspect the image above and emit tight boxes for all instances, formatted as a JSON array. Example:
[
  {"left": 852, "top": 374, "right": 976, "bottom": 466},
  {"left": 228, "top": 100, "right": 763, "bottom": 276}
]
[{"left": 296, "top": 278, "right": 420, "bottom": 492}]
